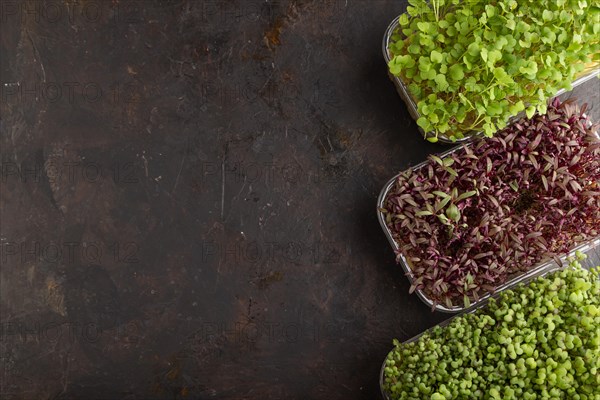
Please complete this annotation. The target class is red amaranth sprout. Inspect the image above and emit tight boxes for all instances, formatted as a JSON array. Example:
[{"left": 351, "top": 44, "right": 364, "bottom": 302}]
[{"left": 382, "top": 98, "right": 600, "bottom": 309}]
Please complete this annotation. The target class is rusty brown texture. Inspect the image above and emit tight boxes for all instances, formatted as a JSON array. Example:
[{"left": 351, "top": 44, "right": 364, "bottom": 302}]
[{"left": 1, "top": 1, "right": 599, "bottom": 399}]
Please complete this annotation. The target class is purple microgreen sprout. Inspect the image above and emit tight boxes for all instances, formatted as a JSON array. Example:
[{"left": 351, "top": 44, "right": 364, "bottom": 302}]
[{"left": 382, "top": 98, "right": 600, "bottom": 308}]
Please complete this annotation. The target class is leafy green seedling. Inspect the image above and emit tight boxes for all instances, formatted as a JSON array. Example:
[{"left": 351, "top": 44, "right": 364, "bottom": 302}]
[{"left": 387, "top": 0, "right": 600, "bottom": 141}]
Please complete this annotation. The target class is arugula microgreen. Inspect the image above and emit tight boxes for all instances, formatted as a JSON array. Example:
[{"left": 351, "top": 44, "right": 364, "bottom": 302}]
[{"left": 388, "top": 0, "right": 600, "bottom": 142}]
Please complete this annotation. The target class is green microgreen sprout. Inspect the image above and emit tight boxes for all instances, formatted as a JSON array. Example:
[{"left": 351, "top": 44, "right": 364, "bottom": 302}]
[
  {"left": 388, "top": 0, "right": 600, "bottom": 142},
  {"left": 383, "top": 254, "right": 600, "bottom": 399}
]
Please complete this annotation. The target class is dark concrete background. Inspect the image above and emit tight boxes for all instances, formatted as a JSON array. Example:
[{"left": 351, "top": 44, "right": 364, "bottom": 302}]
[{"left": 1, "top": 1, "right": 599, "bottom": 399}]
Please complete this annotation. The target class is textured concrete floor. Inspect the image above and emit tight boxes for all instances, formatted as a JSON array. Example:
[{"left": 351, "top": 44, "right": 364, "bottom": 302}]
[{"left": 1, "top": 1, "right": 599, "bottom": 399}]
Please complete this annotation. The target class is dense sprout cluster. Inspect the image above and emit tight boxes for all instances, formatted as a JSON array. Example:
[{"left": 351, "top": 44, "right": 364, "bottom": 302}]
[
  {"left": 383, "top": 262, "right": 600, "bottom": 399},
  {"left": 381, "top": 98, "right": 600, "bottom": 308},
  {"left": 387, "top": 0, "right": 600, "bottom": 142}
]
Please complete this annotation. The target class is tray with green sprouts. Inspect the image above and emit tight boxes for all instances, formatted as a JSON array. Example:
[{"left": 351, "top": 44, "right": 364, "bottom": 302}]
[
  {"left": 380, "top": 252, "right": 600, "bottom": 399},
  {"left": 382, "top": 0, "right": 600, "bottom": 143}
]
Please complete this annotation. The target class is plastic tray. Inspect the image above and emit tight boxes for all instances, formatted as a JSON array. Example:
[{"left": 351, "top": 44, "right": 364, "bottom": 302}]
[
  {"left": 378, "top": 260, "right": 597, "bottom": 400},
  {"left": 382, "top": 14, "right": 600, "bottom": 144},
  {"left": 376, "top": 141, "right": 600, "bottom": 313}
]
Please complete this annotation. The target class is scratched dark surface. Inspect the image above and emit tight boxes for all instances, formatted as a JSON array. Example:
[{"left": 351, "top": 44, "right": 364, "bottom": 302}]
[{"left": 1, "top": 1, "right": 599, "bottom": 399}]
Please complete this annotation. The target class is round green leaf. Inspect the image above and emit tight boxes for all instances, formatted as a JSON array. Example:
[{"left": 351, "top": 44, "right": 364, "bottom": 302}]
[
  {"left": 431, "top": 50, "right": 444, "bottom": 63},
  {"left": 434, "top": 74, "right": 449, "bottom": 91},
  {"left": 449, "top": 64, "right": 464, "bottom": 81},
  {"left": 417, "top": 116, "right": 431, "bottom": 131},
  {"left": 542, "top": 10, "right": 554, "bottom": 21},
  {"left": 399, "top": 13, "right": 410, "bottom": 26}
]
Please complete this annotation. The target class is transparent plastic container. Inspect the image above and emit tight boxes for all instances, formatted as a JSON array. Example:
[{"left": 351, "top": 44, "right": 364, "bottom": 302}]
[
  {"left": 378, "top": 260, "right": 597, "bottom": 400},
  {"left": 383, "top": 14, "right": 600, "bottom": 144},
  {"left": 376, "top": 141, "right": 600, "bottom": 313}
]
